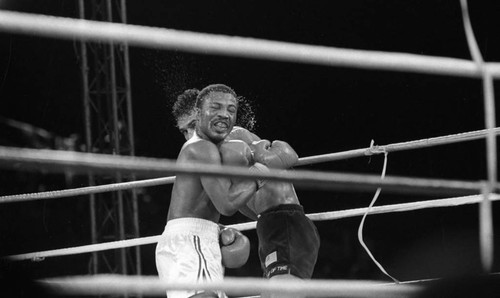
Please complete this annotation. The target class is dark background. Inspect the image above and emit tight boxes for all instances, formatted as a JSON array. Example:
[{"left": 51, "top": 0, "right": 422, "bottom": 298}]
[{"left": 0, "top": 0, "right": 499, "bottom": 284}]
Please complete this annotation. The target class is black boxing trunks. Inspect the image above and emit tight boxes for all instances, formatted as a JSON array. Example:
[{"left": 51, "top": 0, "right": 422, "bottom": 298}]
[{"left": 256, "top": 204, "right": 320, "bottom": 279}]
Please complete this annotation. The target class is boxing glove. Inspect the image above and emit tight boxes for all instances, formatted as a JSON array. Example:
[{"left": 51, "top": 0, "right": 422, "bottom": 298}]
[
  {"left": 219, "top": 140, "right": 253, "bottom": 167},
  {"left": 251, "top": 139, "right": 298, "bottom": 169},
  {"left": 248, "top": 162, "right": 269, "bottom": 190},
  {"left": 219, "top": 227, "right": 250, "bottom": 268},
  {"left": 228, "top": 126, "right": 260, "bottom": 144}
]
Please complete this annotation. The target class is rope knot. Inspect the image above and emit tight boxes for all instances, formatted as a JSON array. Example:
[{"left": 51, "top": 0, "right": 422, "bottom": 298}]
[{"left": 365, "top": 140, "right": 386, "bottom": 156}]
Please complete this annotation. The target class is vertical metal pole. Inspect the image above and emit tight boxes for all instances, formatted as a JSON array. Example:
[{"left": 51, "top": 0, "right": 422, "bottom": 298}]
[
  {"left": 119, "top": 0, "right": 142, "bottom": 276},
  {"left": 78, "top": 0, "right": 98, "bottom": 274},
  {"left": 105, "top": 0, "right": 127, "bottom": 275}
]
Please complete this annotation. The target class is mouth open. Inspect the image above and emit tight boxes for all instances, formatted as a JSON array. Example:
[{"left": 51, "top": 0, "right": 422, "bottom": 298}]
[{"left": 213, "top": 120, "right": 229, "bottom": 132}]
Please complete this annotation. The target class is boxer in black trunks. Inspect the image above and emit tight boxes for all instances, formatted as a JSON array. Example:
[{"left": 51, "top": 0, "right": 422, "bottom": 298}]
[
  {"left": 228, "top": 127, "right": 320, "bottom": 280},
  {"left": 172, "top": 88, "right": 320, "bottom": 298}
]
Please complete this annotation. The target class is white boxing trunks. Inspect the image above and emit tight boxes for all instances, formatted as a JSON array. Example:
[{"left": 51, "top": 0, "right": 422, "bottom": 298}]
[{"left": 155, "top": 217, "right": 225, "bottom": 298}]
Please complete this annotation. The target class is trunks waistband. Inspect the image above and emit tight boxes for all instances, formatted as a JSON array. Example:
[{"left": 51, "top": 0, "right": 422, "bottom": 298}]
[{"left": 163, "top": 217, "right": 219, "bottom": 238}]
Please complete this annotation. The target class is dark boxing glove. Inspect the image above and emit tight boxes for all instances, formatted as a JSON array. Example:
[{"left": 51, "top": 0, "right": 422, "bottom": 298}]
[
  {"left": 248, "top": 162, "right": 269, "bottom": 190},
  {"left": 251, "top": 139, "right": 298, "bottom": 169},
  {"left": 219, "top": 140, "right": 253, "bottom": 167},
  {"left": 219, "top": 227, "right": 250, "bottom": 268},
  {"left": 227, "top": 126, "right": 260, "bottom": 144}
]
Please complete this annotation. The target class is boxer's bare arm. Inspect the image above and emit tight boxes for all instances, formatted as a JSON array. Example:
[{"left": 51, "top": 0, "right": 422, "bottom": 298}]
[{"left": 184, "top": 140, "right": 257, "bottom": 216}]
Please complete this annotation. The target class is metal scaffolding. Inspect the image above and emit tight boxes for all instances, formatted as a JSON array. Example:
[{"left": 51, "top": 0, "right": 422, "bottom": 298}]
[{"left": 77, "top": 0, "right": 141, "bottom": 276}]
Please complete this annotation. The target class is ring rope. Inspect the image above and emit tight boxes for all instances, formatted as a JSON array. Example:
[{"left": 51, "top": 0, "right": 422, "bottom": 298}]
[
  {"left": 307, "top": 194, "right": 499, "bottom": 221},
  {"left": 7, "top": 194, "right": 499, "bottom": 261},
  {"left": 460, "top": 0, "right": 497, "bottom": 273},
  {"left": 38, "top": 274, "right": 421, "bottom": 297},
  {"left": 390, "top": 272, "right": 500, "bottom": 286},
  {"left": 480, "top": 186, "right": 495, "bottom": 272},
  {"left": 297, "top": 127, "right": 500, "bottom": 165},
  {"left": 0, "top": 146, "right": 493, "bottom": 196},
  {"left": 1, "top": 10, "right": 500, "bottom": 79},
  {"left": 0, "top": 177, "right": 175, "bottom": 204},
  {"left": 2, "top": 127, "right": 499, "bottom": 204},
  {"left": 37, "top": 272, "right": 500, "bottom": 297},
  {"left": 357, "top": 150, "right": 399, "bottom": 283}
]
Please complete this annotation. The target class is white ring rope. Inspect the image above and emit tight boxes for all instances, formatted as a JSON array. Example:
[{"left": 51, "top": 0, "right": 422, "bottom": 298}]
[
  {"left": 6, "top": 235, "right": 162, "bottom": 261},
  {"left": 36, "top": 273, "right": 500, "bottom": 297},
  {"left": 297, "top": 127, "right": 500, "bottom": 165},
  {"left": 307, "top": 194, "right": 500, "bottom": 221},
  {"left": 1, "top": 127, "right": 499, "bottom": 204},
  {"left": 0, "top": 177, "right": 175, "bottom": 203},
  {"left": 7, "top": 194, "right": 499, "bottom": 261},
  {"left": 480, "top": 186, "right": 495, "bottom": 273},
  {"left": 391, "top": 272, "right": 500, "bottom": 286},
  {"left": 0, "top": 146, "right": 494, "bottom": 196},
  {"left": 357, "top": 151, "right": 399, "bottom": 283},
  {"left": 39, "top": 274, "right": 421, "bottom": 297},
  {"left": 0, "top": 10, "right": 500, "bottom": 79}
]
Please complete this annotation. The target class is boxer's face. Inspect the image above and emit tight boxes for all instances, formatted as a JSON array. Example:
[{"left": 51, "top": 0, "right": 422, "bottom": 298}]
[
  {"left": 197, "top": 91, "right": 237, "bottom": 143},
  {"left": 177, "top": 111, "right": 197, "bottom": 141}
]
